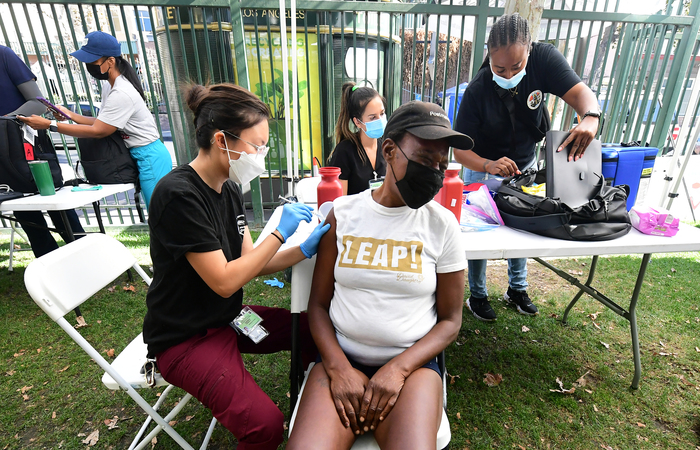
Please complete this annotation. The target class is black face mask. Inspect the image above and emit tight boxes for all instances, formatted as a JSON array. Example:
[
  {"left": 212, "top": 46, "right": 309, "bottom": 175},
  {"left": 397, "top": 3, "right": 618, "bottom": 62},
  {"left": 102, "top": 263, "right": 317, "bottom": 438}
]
[
  {"left": 86, "top": 62, "right": 109, "bottom": 81},
  {"left": 390, "top": 142, "right": 445, "bottom": 209}
]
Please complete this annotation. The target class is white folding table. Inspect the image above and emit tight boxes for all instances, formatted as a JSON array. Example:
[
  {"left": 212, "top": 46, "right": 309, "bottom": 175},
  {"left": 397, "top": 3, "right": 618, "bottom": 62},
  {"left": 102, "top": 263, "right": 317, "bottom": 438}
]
[
  {"left": 0, "top": 183, "right": 137, "bottom": 242},
  {"left": 462, "top": 224, "right": 700, "bottom": 389}
]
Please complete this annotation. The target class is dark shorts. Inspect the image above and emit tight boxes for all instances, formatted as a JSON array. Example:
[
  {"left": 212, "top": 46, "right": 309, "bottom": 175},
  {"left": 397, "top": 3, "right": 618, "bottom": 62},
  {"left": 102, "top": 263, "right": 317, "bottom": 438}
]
[{"left": 316, "top": 353, "right": 441, "bottom": 378}]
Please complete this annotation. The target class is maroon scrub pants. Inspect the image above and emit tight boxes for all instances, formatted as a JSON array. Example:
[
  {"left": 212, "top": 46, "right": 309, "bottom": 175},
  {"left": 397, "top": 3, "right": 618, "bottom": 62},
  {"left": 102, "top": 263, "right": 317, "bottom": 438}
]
[{"left": 156, "top": 306, "right": 315, "bottom": 450}]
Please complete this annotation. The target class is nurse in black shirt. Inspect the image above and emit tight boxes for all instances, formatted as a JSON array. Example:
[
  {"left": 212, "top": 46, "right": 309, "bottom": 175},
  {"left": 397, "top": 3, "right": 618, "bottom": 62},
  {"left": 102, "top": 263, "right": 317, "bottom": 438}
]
[
  {"left": 453, "top": 14, "right": 601, "bottom": 322},
  {"left": 143, "top": 83, "right": 329, "bottom": 449},
  {"left": 328, "top": 82, "right": 387, "bottom": 195}
]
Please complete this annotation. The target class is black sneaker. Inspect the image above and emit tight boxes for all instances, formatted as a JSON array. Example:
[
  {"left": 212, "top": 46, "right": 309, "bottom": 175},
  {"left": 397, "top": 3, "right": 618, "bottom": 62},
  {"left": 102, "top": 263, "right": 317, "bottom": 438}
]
[
  {"left": 504, "top": 288, "right": 539, "bottom": 316},
  {"left": 466, "top": 296, "right": 497, "bottom": 322}
]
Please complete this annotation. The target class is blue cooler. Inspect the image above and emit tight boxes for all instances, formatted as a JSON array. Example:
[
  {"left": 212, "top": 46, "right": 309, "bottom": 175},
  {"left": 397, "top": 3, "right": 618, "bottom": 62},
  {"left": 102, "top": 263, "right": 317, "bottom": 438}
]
[{"left": 601, "top": 145, "right": 658, "bottom": 210}]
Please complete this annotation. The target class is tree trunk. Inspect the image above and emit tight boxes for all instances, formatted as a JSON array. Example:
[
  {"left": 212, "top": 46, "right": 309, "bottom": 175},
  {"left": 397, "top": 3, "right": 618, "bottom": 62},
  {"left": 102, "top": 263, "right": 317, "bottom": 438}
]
[{"left": 504, "top": 0, "right": 545, "bottom": 43}]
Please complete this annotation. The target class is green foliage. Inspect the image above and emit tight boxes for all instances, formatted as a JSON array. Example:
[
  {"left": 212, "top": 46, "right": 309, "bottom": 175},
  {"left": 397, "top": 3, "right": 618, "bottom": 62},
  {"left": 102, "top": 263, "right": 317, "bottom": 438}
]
[
  {"left": 0, "top": 231, "right": 698, "bottom": 449},
  {"left": 254, "top": 69, "right": 308, "bottom": 119}
]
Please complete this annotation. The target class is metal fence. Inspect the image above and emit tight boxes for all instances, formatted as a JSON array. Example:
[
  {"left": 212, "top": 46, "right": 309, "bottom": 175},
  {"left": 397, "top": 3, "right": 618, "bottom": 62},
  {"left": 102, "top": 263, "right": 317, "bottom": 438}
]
[{"left": 1, "top": 0, "right": 699, "bottom": 228}]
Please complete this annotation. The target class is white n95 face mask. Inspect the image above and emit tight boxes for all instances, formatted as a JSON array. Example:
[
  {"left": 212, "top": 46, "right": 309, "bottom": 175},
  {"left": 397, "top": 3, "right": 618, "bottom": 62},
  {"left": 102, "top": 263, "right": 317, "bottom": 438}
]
[{"left": 227, "top": 149, "right": 266, "bottom": 185}]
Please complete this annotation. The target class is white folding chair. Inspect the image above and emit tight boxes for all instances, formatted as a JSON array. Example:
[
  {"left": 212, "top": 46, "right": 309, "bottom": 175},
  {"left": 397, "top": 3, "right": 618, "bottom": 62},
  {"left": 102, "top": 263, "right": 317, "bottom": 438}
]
[
  {"left": 24, "top": 233, "right": 217, "bottom": 450},
  {"left": 286, "top": 256, "right": 451, "bottom": 449}
]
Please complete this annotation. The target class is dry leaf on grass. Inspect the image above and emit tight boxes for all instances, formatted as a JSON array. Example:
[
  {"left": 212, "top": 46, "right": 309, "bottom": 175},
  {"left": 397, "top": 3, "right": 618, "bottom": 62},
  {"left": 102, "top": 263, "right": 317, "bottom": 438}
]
[
  {"left": 600, "top": 342, "right": 610, "bottom": 349},
  {"left": 456, "top": 412, "right": 461, "bottom": 420},
  {"left": 550, "top": 377, "right": 575, "bottom": 394},
  {"left": 107, "top": 286, "right": 115, "bottom": 292},
  {"left": 82, "top": 430, "right": 99, "bottom": 446},
  {"left": 18, "top": 385, "right": 32, "bottom": 394},
  {"left": 593, "top": 405, "right": 599, "bottom": 412},
  {"left": 592, "top": 322, "right": 601, "bottom": 330},
  {"left": 521, "top": 325, "right": 530, "bottom": 332},
  {"left": 123, "top": 285, "right": 136, "bottom": 292},
  {"left": 637, "top": 422, "right": 646, "bottom": 428},
  {"left": 6, "top": 369, "right": 15, "bottom": 376},
  {"left": 696, "top": 347, "right": 699, "bottom": 353},
  {"left": 185, "top": 415, "right": 194, "bottom": 421},
  {"left": 75, "top": 316, "right": 88, "bottom": 329},
  {"left": 58, "top": 365, "right": 70, "bottom": 373},
  {"left": 150, "top": 437, "right": 157, "bottom": 448},
  {"left": 52, "top": 411, "right": 56, "bottom": 419},
  {"left": 474, "top": 329, "right": 480, "bottom": 335},
  {"left": 105, "top": 416, "right": 119, "bottom": 430},
  {"left": 105, "top": 349, "right": 115, "bottom": 358},
  {"left": 449, "top": 374, "right": 460, "bottom": 385},
  {"left": 483, "top": 372, "right": 503, "bottom": 387},
  {"left": 588, "top": 311, "right": 602, "bottom": 320},
  {"left": 659, "top": 341, "right": 666, "bottom": 348},
  {"left": 574, "top": 371, "right": 590, "bottom": 387},
  {"left": 168, "top": 420, "right": 177, "bottom": 427}
]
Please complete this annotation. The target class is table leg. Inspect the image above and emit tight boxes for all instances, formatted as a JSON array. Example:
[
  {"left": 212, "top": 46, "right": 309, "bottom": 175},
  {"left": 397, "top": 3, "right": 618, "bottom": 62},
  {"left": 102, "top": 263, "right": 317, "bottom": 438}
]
[
  {"left": 629, "top": 253, "right": 652, "bottom": 390},
  {"left": 59, "top": 210, "right": 75, "bottom": 242},
  {"left": 290, "top": 312, "right": 300, "bottom": 416},
  {"left": 562, "top": 255, "right": 599, "bottom": 324},
  {"left": 92, "top": 201, "right": 106, "bottom": 234}
]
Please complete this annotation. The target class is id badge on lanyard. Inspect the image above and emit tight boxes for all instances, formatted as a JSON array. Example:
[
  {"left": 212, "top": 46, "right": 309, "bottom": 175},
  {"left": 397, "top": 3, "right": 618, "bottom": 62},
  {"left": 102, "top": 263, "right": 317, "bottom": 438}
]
[{"left": 368, "top": 171, "right": 384, "bottom": 191}]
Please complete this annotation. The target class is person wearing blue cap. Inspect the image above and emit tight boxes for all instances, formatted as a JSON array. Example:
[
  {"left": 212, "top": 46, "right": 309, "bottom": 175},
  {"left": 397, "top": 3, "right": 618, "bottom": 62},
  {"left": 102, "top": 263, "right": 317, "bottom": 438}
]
[{"left": 19, "top": 31, "right": 172, "bottom": 210}]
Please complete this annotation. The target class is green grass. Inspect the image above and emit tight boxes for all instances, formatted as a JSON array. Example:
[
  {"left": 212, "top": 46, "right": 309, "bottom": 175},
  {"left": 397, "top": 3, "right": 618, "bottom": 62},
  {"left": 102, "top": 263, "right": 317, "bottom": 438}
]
[{"left": 0, "top": 229, "right": 699, "bottom": 449}]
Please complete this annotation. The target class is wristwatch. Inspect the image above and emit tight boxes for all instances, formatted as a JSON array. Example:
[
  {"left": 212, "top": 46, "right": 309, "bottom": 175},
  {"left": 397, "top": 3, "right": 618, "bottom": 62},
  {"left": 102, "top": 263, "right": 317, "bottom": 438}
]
[
  {"left": 581, "top": 110, "right": 602, "bottom": 122},
  {"left": 49, "top": 120, "right": 58, "bottom": 132}
]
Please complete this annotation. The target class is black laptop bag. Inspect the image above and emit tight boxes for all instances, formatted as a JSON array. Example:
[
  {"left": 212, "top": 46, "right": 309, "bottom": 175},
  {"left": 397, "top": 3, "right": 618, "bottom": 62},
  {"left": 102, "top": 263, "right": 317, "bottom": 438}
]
[{"left": 495, "top": 168, "right": 632, "bottom": 241}]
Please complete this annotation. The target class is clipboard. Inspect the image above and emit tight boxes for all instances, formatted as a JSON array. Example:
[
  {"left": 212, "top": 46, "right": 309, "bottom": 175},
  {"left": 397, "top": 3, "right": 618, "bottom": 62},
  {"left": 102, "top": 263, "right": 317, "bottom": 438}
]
[{"left": 545, "top": 130, "right": 602, "bottom": 208}]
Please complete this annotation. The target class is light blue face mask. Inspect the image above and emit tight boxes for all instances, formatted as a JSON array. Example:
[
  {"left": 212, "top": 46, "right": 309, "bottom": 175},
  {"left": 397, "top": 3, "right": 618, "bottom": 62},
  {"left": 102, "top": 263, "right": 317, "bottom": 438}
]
[
  {"left": 359, "top": 114, "right": 387, "bottom": 139},
  {"left": 491, "top": 65, "right": 527, "bottom": 90}
]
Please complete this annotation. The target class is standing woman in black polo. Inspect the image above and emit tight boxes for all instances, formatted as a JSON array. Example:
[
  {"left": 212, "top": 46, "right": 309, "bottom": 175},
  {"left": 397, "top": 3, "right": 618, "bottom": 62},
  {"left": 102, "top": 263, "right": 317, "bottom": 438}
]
[
  {"left": 453, "top": 13, "right": 601, "bottom": 322},
  {"left": 328, "top": 82, "right": 387, "bottom": 195}
]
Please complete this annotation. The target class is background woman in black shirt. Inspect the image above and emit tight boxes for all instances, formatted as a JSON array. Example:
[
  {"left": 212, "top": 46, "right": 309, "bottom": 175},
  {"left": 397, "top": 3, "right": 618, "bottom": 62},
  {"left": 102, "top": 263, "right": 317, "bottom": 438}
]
[
  {"left": 453, "top": 14, "right": 601, "bottom": 322},
  {"left": 328, "top": 82, "right": 387, "bottom": 195}
]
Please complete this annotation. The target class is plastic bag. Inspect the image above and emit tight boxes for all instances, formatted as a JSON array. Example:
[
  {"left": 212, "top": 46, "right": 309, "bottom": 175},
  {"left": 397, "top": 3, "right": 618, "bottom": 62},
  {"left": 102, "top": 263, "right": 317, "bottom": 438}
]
[
  {"left": 460, "top": 203, "right": 500, "bottom": 232},
  {"left": 465, "top": 185, "right": 504, "bottom": 225}
]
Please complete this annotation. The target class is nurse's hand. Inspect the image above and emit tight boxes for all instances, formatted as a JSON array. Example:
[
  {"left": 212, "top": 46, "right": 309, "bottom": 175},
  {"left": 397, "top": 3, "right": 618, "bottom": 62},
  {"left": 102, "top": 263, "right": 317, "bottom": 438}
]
[
  {"left": 484, "top": 157, "right": 520, "bottom": 177},
  {"left": 558, "top": 116, "right": 599, "bottom": 161},
  {"left": 276, "top": 203, "right": 313, "bottom": 241}
]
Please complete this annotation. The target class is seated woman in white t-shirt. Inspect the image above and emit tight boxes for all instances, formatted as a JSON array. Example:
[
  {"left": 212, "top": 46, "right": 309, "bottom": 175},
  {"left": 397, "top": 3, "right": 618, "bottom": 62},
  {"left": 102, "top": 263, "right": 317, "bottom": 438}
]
[
  {"left": 19, "top": 31, "right": 172, "bottom": 209},
  {"left": 287, "top": 101, "right": 472, "bottom": 450}
]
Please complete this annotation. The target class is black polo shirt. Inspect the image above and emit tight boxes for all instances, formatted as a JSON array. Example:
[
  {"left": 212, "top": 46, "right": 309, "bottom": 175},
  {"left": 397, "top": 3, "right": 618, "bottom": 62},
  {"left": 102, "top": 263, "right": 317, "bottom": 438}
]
[
  {"left": 328, "top": 139, "right": 386, "bottom": 195},
  {"left": 454, "top": 42, "right": 581, "bottom": 169}
]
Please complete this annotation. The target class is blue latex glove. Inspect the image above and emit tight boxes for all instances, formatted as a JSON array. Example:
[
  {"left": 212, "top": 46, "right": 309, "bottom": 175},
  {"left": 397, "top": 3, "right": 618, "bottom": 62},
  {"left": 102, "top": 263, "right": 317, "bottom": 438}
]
[
  {"left": 299, "top": 222, "right": 331, "bottom": 258},
  {"left": 264, "top": 278, "right": 284, "bottom": 288},
  {"left": 276, "top": 203, "right": 313, "bottom": 241}
]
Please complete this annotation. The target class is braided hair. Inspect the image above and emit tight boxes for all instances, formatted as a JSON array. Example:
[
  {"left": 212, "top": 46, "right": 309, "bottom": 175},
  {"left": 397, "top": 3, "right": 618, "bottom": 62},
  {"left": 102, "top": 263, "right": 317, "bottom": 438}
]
[{"left": 480, "top": 14, "right": 532, "bottom": 70}]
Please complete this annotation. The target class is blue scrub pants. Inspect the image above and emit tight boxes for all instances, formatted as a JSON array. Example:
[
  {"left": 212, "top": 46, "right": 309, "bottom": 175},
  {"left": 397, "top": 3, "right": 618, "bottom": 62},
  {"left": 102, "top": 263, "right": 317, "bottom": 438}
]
[
  {"left": 129, "top": 139, "right": 172, "bottom": 210},
  {"left": 462, "top": 157, "right": 536, "bottom": 297}
]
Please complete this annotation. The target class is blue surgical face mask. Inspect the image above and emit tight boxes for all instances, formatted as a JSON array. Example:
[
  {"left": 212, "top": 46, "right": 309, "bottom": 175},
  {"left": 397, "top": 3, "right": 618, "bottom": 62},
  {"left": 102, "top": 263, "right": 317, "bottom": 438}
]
[
  {"left": 359, "top": 114, "right": 387, "bottom": 139},
  {"left": 491, "top": 64, "right": 527, "bottom": 90}
]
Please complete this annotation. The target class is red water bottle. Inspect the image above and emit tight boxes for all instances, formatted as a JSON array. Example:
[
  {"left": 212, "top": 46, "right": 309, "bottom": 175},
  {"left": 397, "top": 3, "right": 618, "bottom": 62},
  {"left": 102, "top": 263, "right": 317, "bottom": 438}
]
[
  {"left": 317, "top": 166, "right": 343, "bottom": 206},
  {"left": 436, "top": 164, "right": 463, "bottom": 222}
]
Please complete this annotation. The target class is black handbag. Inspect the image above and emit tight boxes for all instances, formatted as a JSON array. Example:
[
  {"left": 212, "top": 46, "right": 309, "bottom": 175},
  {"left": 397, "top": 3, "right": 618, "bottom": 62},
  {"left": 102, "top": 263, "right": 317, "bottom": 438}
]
[
  {"left": 495, "top": 168, "right": 632, "bottom": 241},
  {"left": 0, "top": 117, "right": 64, "bottom": 193},
  {"left": 76, "top": 132, "right": 139, "bottom": 185}
]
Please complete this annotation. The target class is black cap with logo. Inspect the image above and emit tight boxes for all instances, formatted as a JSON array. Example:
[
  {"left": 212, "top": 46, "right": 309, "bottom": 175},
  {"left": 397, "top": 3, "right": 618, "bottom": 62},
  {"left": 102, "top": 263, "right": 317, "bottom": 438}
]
[{"left": 384, "top": 101, "right": 474, "bottom": 150}]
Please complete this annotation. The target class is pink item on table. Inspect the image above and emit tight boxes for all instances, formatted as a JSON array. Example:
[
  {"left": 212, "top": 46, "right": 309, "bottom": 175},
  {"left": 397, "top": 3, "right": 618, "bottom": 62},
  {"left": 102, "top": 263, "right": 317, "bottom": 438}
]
[{"left": 629, "top": 206, "right": 680, "bottom": 237}]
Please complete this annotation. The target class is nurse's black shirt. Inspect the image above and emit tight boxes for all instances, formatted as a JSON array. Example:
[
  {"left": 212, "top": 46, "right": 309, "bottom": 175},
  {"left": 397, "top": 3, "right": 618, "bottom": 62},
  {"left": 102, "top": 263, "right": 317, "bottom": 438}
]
[
  {"left": 454, "top": 42, "right": 581, "bottom": 169},
  {"left": 328, "top": 139, "right": 386, "bottom": 195},
  {"left": 143, "top": 164, "right": 247, "bottom": 357}
]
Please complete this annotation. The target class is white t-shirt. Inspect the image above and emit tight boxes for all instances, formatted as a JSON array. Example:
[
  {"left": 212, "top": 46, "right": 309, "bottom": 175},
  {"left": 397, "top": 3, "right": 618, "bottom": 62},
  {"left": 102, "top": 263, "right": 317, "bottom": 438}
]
[
  {"left": 329, "top": 190, "right": 468, "bottom": 366},
  {"left": 98, "top": 75, "right": 159, "bottom": 148}
]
